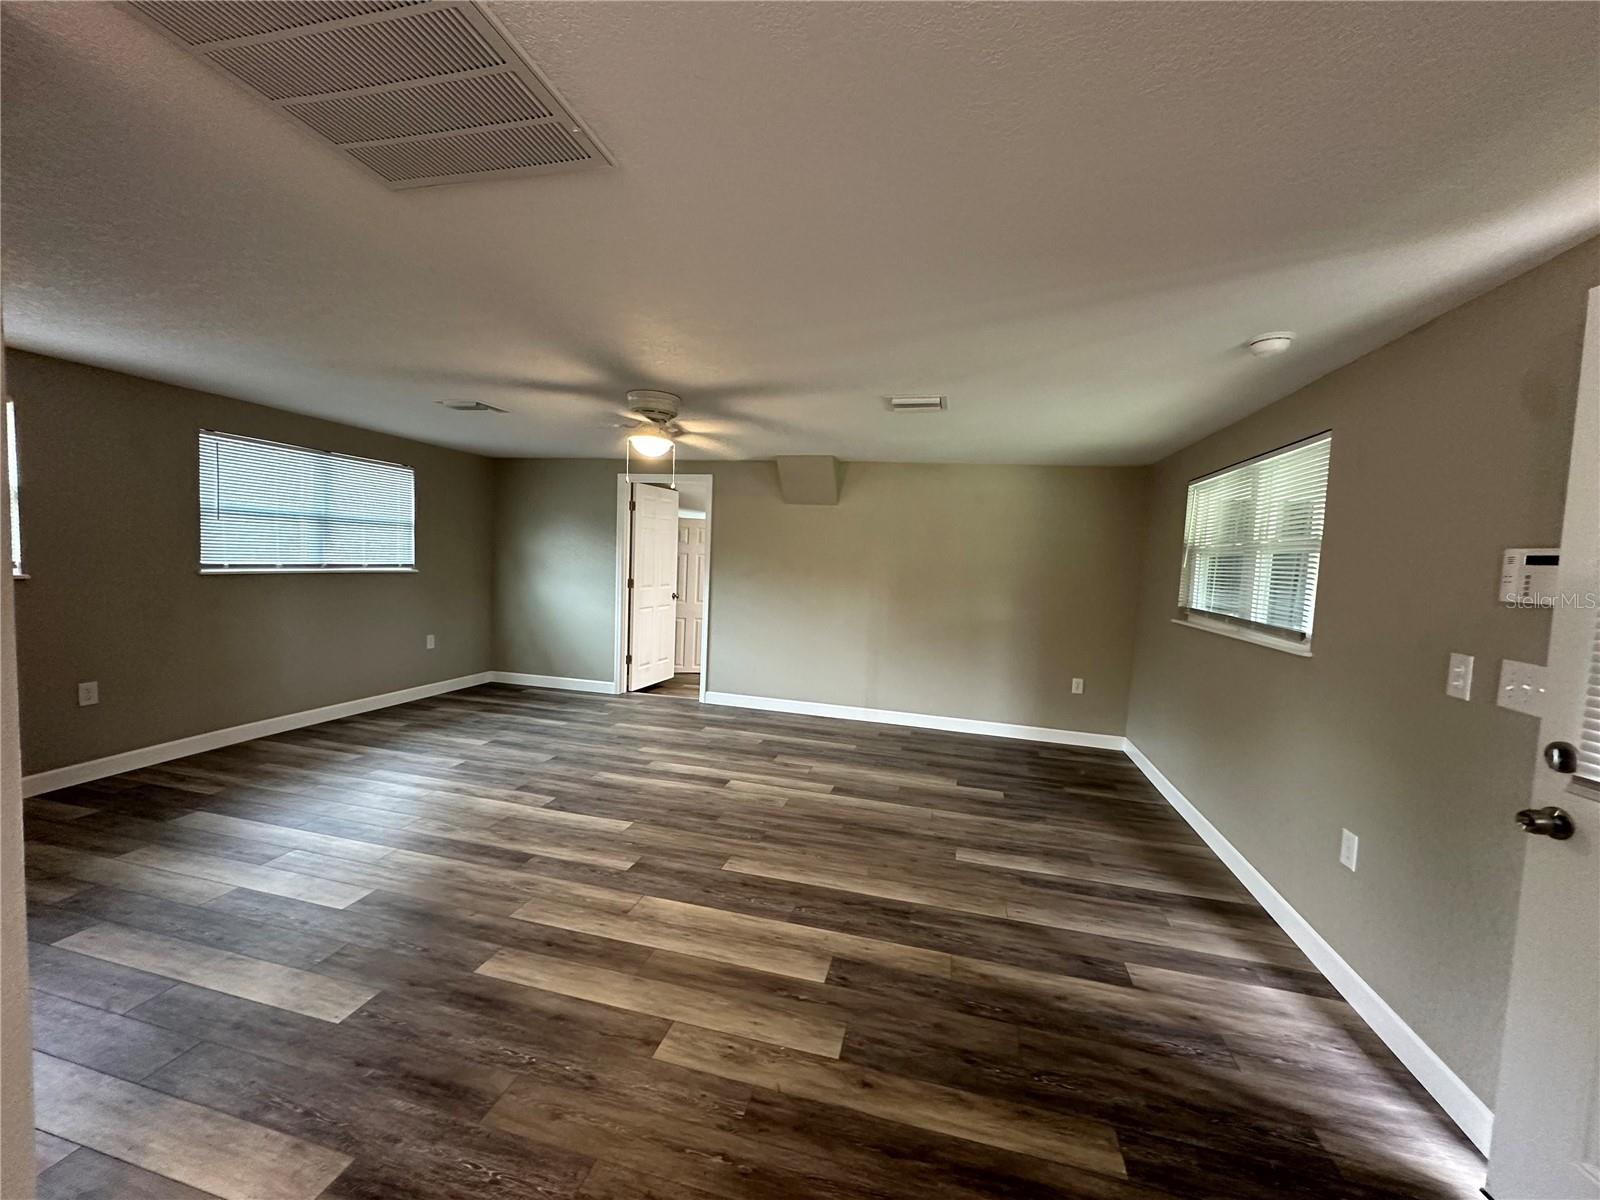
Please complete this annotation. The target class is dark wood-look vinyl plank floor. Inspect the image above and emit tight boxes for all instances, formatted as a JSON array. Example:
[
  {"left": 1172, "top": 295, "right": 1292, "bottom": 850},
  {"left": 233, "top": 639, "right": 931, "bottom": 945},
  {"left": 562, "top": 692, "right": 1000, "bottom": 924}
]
[{"left": 25, "top": 683, "right": 1483, "bottom": 1199}]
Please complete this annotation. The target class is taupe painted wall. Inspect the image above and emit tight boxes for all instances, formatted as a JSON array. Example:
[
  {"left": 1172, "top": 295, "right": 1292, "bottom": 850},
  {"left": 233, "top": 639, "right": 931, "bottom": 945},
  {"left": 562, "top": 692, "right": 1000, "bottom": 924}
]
[
  {"left": 1125, "top": 237, "right": 1600, "bottom": 1103},
  {"left": 494, "top": 459, "right": 1148, "bottom": 735},
  {"left": 711, "top": 461, "right": 1147, "bottom": 732},
  {"left": 493, "top": 459, "right": 621, "bottom": 682},
  {"left": 8, "top": 351, "right": 494, "bottom": 775}
]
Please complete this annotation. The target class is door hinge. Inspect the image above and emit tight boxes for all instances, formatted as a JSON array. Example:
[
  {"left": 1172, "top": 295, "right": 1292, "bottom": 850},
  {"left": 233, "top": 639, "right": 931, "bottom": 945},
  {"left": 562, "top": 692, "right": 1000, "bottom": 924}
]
[
  {"left": 627, "top": 578, "right": 634, "bottom": 589},
  {"left": 625, "top": 654, "right": 633, "bottom": 666},
  {"left": 628, "top": 500, "right": 636, "bottom": 512}
]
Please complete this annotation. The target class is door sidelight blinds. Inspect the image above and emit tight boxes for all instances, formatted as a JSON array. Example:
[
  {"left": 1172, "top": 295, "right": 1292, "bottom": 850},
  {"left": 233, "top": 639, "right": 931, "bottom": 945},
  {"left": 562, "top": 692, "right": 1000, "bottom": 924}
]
[{"left": 1581, "top": 608, "right": 1600, "bottom": 782}]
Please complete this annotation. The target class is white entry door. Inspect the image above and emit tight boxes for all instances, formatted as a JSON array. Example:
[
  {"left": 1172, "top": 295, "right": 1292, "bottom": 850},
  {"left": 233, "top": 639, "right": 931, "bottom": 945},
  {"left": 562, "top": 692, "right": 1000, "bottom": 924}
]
[
  {"left": 675, "top": 519, "right": 708, "bottom": 671},
  {"left": 627, "top": 483, "right": 679, "bottom": 691},
  {"left": 1486, "top": 287, "right": 1600, "bottom": 1200}
]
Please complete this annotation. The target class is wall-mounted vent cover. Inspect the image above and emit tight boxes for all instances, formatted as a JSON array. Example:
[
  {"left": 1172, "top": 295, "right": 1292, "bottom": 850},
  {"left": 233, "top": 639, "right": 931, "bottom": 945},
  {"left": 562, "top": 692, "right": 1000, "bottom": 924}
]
[
  {"left": 125, "top": 1, "right": 612, "bottom": 189},
  {"left": 887, "top": 396, "right": 947, "bottom": 412}
]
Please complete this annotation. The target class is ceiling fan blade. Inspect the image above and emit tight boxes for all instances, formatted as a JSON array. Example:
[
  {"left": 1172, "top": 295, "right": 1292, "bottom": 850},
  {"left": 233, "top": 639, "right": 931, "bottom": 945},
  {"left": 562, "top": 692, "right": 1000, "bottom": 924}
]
[{"left": 673, "top": 432, "right": 736, "bottom": 456}]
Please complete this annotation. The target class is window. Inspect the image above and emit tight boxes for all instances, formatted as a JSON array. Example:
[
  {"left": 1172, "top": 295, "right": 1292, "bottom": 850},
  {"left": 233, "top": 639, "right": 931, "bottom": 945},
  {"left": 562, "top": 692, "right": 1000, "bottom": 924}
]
[
  {"left": 1178, "top": 432, "right": 1332, "bottom": 647},
  {"left": 5, "top": 400, "right": 20, "bottom": 577},
  {"left": 198, "top": 430, "right": 415, "bottom": 572}
]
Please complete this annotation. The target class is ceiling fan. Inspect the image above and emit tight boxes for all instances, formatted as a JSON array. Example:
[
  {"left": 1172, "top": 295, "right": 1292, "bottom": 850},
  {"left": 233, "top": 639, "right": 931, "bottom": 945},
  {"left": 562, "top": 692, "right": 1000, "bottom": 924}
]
[
  {"left": 613, "top": 389, "right": 689, "bottom": 459},
  {"left": 421, "top": 351, "right": 809, "bottom": 457}
]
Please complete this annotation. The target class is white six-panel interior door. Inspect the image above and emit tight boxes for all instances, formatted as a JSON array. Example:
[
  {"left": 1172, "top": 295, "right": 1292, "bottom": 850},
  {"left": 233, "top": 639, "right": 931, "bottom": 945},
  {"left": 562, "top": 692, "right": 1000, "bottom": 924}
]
[
  {"left": 675, "top": 518, "right": 708, "bottom": 672},
  {"left": 626, "top": 483, "right": 679, "bottom": 691}
]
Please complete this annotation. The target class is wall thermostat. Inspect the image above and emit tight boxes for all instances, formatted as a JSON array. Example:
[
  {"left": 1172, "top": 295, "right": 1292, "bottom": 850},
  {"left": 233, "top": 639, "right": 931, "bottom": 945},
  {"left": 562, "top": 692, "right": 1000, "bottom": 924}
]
[{"left": 1500, "top": 547, "right": 1560, "bottom": 606}]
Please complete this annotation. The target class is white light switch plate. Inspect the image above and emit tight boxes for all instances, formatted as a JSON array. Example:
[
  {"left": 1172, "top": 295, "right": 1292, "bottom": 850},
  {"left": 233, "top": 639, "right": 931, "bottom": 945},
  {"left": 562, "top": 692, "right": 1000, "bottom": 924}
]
[
  {"left": 77, "top": 681, "right": 99, "bottom": 707},
  {"left": 1071, "top": 677, "right": 1084, "bottom": 694},
  {"left": 1339, "top": 829, "right": 1359, "bottom": 872},
  {"left": 1445, "top": 653, "right": 1473, "bottom": 701},
  {"left": 425, "top": 634, "right": 436, "bottom": 650},
  {"left": 1497, "top": 659, "right": 1548, "bottom": 716}
]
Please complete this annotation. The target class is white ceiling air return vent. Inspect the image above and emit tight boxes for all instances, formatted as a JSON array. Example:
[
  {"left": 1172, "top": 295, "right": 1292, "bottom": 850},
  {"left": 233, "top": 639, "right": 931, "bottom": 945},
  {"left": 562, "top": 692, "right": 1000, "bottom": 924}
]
[
  {"left": 129, "top": 2, "right": 426, "bottom": 45},
  {"left": 124, "top": 1, "right": 611, "bottom": 189}
]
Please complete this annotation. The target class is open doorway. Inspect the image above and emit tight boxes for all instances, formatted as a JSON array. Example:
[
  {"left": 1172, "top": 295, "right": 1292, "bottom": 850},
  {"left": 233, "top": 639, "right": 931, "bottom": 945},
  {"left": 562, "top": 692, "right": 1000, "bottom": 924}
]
[{"left": 612, "top": 472, "right": 713, "bottom": 701}]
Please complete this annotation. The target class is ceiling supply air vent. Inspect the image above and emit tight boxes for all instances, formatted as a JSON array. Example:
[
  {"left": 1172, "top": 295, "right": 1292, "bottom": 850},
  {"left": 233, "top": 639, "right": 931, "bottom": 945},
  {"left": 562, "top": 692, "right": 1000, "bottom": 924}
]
[
  {"left": 349, "top": 122, "right": 588, "bottom": 182},
  {"left": 130, "top": 1, "right": 426, "bottom": 46},
  {"left": 887, "top": 396, "right": 947, "bottom": 412},
  {"left": 206, "top": 7, "right": 502, "bottom": 100},
  {"left": 124, "top": 0, "right": 612, "bottom": 190},
  {"left": 437, "top": 399, "right": 506, "bottom": 412},
  {"left": 286, "top": 71, "right": 550, "bottom": 143}
]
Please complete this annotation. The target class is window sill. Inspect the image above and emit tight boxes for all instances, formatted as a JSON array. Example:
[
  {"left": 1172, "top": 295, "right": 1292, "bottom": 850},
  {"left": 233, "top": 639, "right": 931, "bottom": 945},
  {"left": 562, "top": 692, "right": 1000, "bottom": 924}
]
[
  {"left": 1172, "top": 616, "right": 1313, "bottom": 657},
  {"left": 199, "top": 567, "right": 418, "bottom": 575},
  {"left": 10, "top": 572, "right": 27, "bottom": 581}
]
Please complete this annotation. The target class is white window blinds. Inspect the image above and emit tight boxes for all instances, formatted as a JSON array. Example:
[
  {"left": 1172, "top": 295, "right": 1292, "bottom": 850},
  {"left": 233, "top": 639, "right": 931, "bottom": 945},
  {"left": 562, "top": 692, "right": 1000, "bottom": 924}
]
[
  {"left": 1581, "top": 609, "right": 1600, "bottom": 782},
  {"left": 5, "top": 400, "right": 20, "bottom": 577},
  {"left": 1179, "top": 433, "right": 1332, "bottom": 640},
  {"left": 199, "top": 430, "right": 415, "bottom": 571}
]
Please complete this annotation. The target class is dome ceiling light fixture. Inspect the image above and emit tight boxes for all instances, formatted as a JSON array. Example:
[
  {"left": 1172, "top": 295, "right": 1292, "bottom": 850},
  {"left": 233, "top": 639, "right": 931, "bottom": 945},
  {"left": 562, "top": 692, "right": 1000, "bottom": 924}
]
[
  {"left": 1246, "top": 331, "right": 1296, "bottom": 357},
  {"left": 627, "top": 430, "right": 675, "bottom": 459},
  {"left": 617, "top": 389, "right": 685, "bottom": 478}
]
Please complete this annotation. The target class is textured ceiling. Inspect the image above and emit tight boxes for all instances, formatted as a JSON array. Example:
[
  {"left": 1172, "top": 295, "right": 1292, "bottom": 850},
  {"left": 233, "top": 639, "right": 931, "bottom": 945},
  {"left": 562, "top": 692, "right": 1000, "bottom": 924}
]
[{"left": 3, "top": 1, "right": 1597, "bottom": 463}]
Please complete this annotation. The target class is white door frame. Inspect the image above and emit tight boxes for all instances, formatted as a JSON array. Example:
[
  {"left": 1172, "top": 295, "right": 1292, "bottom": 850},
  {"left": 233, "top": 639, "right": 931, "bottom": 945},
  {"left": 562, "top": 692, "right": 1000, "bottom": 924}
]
[{"left": 613, "top": 473, "right": 713, "bottom": 699}]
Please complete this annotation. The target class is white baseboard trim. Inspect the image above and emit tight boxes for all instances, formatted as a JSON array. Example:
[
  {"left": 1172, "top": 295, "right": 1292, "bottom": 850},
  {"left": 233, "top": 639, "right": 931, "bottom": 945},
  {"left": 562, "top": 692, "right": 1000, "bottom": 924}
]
[
  {"left": 701, "top": 690, "right": 1125, "bottom": 750},
  {"left": 21, "top": 672, "right": 496, "bottom": 798},
  {"left": 1123, "top": 740, "right": 1494, "bottom": 1155},
  {"left": 491, "top": 672, "right": 617, "bottom": 694}
]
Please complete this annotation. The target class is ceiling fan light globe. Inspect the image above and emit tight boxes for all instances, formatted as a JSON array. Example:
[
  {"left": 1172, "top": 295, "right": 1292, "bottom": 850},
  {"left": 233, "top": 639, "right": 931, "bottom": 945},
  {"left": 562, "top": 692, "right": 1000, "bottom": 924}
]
[
  {"left": 628, "top": 432, "right": 675, "bottom": 459},
  {"left": 1246, "top": 331, "right": 1296, "bottom": 357}
]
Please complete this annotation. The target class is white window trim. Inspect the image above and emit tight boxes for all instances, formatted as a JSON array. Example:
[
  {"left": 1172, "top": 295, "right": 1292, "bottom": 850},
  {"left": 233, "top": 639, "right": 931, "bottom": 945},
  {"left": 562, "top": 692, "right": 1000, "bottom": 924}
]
[
  {"left": 1172, "top": 613, "right": 1314, "bottom": 657},
  {"left": 199, "top": 567, "right": 419, "bottom": 576}
]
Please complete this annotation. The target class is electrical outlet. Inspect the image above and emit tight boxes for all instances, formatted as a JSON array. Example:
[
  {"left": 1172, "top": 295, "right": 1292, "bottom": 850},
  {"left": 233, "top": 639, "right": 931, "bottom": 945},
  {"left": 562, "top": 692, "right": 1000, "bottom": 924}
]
[
  {"left": 1339, "top": 828, "right": 1359, "bottom": 872},
  {"left": 1445, "top": 653, "right": 1473, "bottom": 701},
  {"left": 425, "top": 634, "right": 436, "bottom": 651},
  {"left": 77, "top": 681, "right": 99, "bottom": 707},
  {"left": 1071, "top": 677, "right": 1084, "bottom": 695}
]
